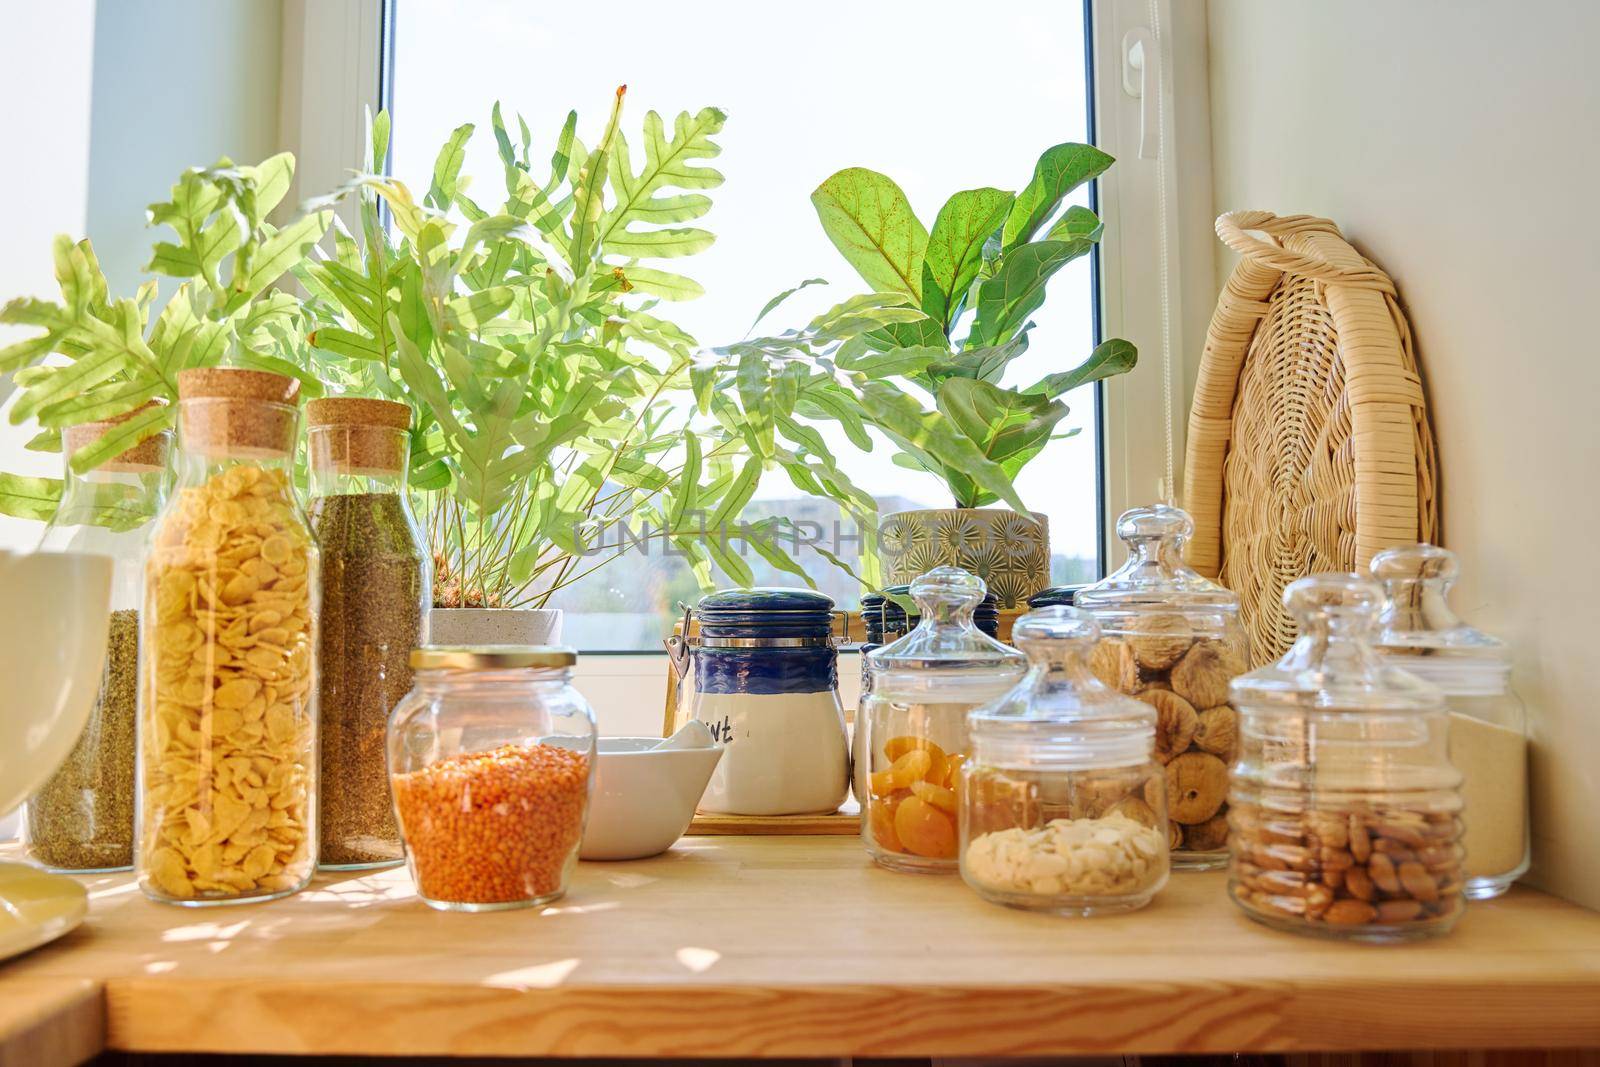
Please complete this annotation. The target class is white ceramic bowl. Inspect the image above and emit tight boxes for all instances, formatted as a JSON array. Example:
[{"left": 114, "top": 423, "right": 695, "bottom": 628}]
[{"left": 579, "top": 737, "right": 722, "bottom": 861}]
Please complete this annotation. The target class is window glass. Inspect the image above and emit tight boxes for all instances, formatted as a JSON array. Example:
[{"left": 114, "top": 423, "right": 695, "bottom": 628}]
[{"left": 391, "top": 0, "right": 1098, "bottom": 650}]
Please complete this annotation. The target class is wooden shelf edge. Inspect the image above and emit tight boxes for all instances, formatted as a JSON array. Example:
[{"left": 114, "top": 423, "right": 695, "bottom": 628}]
[
  {"left": 99, "top": 976, "right": 1600, "bottom": 1059},
  {"left": 0, "top": 976, "right": 104, "bottom": 1067}
]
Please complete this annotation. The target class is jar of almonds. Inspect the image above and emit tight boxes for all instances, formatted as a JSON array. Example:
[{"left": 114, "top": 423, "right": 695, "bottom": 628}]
[
  {"left": 137, "top": 368, "right": 319, "bottom": 905},
  {"left": 1228, "top": 574, "right": 1465, "bottom": 942},
  {"left": 1075, "top": 506, "right": 1246, "bottom": 869},
  {"left": 960, "top": 607, "right": 1170, "bottom": 916},
  {"left": 860, "top": 568, "right": 1027, "bottom": 874}
]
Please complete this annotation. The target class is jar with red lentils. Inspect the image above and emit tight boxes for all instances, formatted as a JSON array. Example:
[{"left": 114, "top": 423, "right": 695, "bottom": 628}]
[{"left": 387, "top": 646, "right": 597, "bottom": 911}]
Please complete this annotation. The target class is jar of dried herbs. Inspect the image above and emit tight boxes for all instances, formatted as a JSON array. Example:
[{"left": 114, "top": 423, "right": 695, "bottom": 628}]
[
  {"left": 307, "top": 397, "right": 428, "bottom": 870},
  {"left": 25, "top": 405, "right": 170, "bottom": 872}
]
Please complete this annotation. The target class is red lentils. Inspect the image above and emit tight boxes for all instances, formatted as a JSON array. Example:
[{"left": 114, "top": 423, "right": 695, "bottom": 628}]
[{"left": 391, "top": 742, "right": 591, "bottom": 908}]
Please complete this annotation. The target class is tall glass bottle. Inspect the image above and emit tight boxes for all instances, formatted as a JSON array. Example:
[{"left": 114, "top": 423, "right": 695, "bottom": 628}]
[
  {"left": 306, "top": 397, "right": 428, "bottom": 870},
  {"left": 137, "top": 368, "right": 318, "bottom": 905},
  {"left": 26, "top": 406, "right": 170, "bottom": 872}
]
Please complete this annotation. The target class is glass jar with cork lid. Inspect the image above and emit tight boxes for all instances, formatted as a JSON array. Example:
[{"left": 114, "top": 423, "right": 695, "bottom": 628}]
[
  {"left": 306, "top": 397, "right": 429, "bottom": 870},
  {"left": 136, "top": 367, "right": 319, "bottom": 905},
  {"left": 1370, "top": 544, "right": 1529, "bottom": 899},
  {"left": 25, "top": 404, "right": 171, "bottom": 872},
  {"left": 1075, "top": 505, "right": 1248, "bottom": 868}
]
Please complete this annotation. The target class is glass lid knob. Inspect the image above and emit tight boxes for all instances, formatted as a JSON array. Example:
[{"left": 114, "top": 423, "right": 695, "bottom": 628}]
[
  {"left": 1012, "top": 605, "right": 1100, "bottom": 666},
  {"left": 910, "top": 565, "right": 987, "bottom": 621},
  {"left": 1284, "top": 572, "right": 1383, "bottom": 638},
  {"left": 1115, "top": 504, "right": 1193, "bottom": 547}
]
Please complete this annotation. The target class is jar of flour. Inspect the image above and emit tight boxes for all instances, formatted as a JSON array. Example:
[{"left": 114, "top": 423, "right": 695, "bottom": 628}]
[{"left": 666, "top": 589, "right": 848, "bottom": 816}]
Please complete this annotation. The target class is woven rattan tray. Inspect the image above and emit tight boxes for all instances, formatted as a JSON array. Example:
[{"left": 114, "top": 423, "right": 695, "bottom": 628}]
[{"left": 1184, "top": 211, "right": 1438, "bottom": 665}]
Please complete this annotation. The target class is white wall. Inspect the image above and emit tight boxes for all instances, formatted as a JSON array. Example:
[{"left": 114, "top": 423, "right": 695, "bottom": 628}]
[{"left": 1206, "top": 0, "right": 1600, "bottom": 908}]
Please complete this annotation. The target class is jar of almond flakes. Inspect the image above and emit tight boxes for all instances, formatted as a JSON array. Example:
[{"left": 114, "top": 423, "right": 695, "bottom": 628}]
[{"left": 136, "top": 367, "right": 319, "bottom": 905}]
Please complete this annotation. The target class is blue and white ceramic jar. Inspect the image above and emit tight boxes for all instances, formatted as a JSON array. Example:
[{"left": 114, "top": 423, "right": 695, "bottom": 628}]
[{"left": 666, "top": 589, "right": 849, "bottom": 816}]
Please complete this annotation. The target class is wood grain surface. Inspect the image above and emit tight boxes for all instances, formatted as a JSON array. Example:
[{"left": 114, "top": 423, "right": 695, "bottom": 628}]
[
  {"left": 0, "top": 977, "right": 102, "bottom": 1067},
  {"left": 2, "top": 837, "right": 1598, "bottom": 1059}
]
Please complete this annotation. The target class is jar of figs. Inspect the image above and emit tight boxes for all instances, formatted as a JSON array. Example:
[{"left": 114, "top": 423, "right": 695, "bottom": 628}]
[
  {"left": 26, "top": 406, "right": 170, "bottom": 872},
  {"left": 1228, "top": 573, "right": 1465, "bottom": 942},
  {"left": 860, "top": 567, "right": 1027, "bottom": 873},
  {"left": 1371, "top": 544, "right": 1528, "bottom": 899},
  {"left": 306, "top": 397, "right": 429, "bottom": 870},
  {"left": 137, "top": 368, "right": 318, "bottom": 905},
  {"left": 388, "top": 647, "right": 597, "bottom": 911},
  {"left": 960, "top": 607, "right": 1170, "bottom": 915},
  {"left": 1075, "top": 505, "right": 1246, "bottom": 868}
]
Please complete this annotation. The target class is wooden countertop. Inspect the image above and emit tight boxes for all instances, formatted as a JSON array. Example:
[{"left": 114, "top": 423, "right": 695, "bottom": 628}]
[{"left": 4, "top": 836, "right": 1600, "bottom": 1062}]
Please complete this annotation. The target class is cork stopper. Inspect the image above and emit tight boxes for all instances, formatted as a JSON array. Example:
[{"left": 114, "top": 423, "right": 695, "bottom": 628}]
[
  {"left": 63, "top": 401, "right": 170, "bottom": 472},
  {"left": 306, "top": 396, "right": 412, "bottom": 474},
  {"left": 176, "top": 367, "right": 301, "bottom": 456}
]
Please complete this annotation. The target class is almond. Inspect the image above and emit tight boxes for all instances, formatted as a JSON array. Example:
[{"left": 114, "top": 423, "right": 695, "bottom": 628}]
[
  {"left": 1323, "top": 899, "right": 1378, "bottom": 925},
  {"left": 1368, "top": 852, "right": 1402, "bottom": 894},
  {"left": 1376, "top": 899, "right": 1425, "bottom": 923},
  {"left": 1344, "top": 866, "right": 1375, "bottom": 901},
  {"left": 1398, "top": 860, "right": 1438, "bottom": 902}
]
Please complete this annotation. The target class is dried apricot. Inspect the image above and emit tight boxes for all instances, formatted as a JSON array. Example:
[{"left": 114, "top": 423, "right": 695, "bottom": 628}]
[
  {"left": 894, "top": 795, "right": 957, "bottom": 859},
  {"left": 883, "top": 736, "right": 947, "bottom": 785},
  {"left": 911, "top": 780, "right": 958, "bottom": 815},
  {"left": 869, "top": 748, "right": 932, "bottom": 797},
  {"left": 943, "top": 751, "right": 967, "bottom": 788},
  {"left": 868, "top": 798, "right": 903, "bottom": 853}
]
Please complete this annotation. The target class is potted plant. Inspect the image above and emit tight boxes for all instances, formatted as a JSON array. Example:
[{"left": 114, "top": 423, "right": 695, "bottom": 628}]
[
  {"left": 696, "top": 144, "right": 1137, "bottom": 607},
  {"left": 0, "top": 154, "right": 330, "bottom": 517},
  {"left": 301, "top": 93, "right": 868, "bottom": 643}
]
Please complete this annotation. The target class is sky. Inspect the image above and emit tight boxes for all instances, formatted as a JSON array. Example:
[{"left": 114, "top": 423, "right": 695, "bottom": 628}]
[{"left": 390, "top": 0, "right": 1101, "bottom": 563}]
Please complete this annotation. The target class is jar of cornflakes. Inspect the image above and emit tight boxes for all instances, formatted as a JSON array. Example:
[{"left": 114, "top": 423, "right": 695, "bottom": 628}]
[
  {"left": 388, "top": 646, "right": 597, "bottom": 911},
  {"left": 1228, "top": 573, "right": 1465, "bottom": 942},
  {"left": 26, "top": 406, "right": 170, "bottom": 872},
  {"left": 860, "top": 567, "right": 1027, "bottom": 873},
  {"left": 961, "top": 607, "right": 1170, "bottom": 915},
  {"left": 136, "top": 368, "right": 319, "bottom": 905},
  {"left": 306, "top": 397, "right": 428, "bottom": 870},
  {"left": 1075, "top": 505, "right": 1247, "bottom": 869}
]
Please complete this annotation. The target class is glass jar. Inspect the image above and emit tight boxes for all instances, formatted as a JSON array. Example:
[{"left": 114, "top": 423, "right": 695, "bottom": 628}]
[
  {"left": 388, "top": 646, "right": 597, "bottom": 911},
  {"left": 852, "top": 593, "right": 886, "bottom": 806},
  {"left": 136, "top": 368, "right": 319, "bottom": 905},
  {"left": 961, "top": 607, "right": 1170, "bottom": 915},
  {"left": 1228, "top": 573, "right": 1465, "bottom": 942},
  {"left": 306, "top": 397, "right": 429, "bottom": 870},
  {"left": 861, "top": 567, "right": 1027, "bottom": 873},
  {"left": 25, "top": 407, "right": 170, "bottom": 872},
  {"left": 1370, "top": 544, "right": 1528, "bottom": 899},
  {"left": 1076, "top": 505, "right": 1247, "bottom": 868}
]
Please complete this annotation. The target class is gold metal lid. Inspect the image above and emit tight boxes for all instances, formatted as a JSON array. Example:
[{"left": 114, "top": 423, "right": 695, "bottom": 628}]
[{"left": 409, "top": 645, "right": 578, "bottom": 670}]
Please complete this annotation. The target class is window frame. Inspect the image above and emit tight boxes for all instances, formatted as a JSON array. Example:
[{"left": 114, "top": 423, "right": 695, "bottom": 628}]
[{"left": 282, "top": 0, "right": 1214, "bottom": 697}]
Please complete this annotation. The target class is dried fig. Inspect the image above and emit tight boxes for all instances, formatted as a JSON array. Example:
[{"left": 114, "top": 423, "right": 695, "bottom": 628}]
[
  {"left": 1170, "top": 640, "right": 1241, "bottom": 709},
  {"left": 1089, "top": 637, "right": 1139, "bottom": 693},
  {"left": 1135, "top": 689, "right": 1198, "bottom": 763},
  {"left": 1130, "top": 613, "right": 1193, "bottom": 670},
  {"left": 1183, "top": 810, "right": 1229, "bottom": 852},
  {"left": 1192, "top": 705, "right": 1238, "bottom": 761},
  {"left": 1167, "top": 819, "right": 1183, "bottom": 849},
  {"left": 1165, "top": 751, "right": 1229, "bottom": 824}
]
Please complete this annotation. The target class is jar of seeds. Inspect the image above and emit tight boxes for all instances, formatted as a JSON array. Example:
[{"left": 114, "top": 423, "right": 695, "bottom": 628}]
[
  {"left": 306, "top": 397, "right": 428, "bottom": 870},
  {"left": 26, "top": 405, "right": 171, "bottom": 872},
  {"left": 137, "top": 368, "right": 319, "bottom": 905}
]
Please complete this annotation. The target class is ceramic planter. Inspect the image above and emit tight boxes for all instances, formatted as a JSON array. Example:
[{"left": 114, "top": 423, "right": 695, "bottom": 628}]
[
  {"left": 879, "top": 509, "right": 1050, "bottom": 609},
  {"left": 427, "top": 607, "right": 564, "bottom": 646}
]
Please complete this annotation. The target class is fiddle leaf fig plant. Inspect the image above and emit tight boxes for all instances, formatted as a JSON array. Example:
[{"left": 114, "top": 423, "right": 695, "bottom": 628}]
[
  {"left": 0, "top": 154, "right": 330, "bottom": 520},
  {"left": 721, "top": 142, "right": 1139, "bottom": 512}
]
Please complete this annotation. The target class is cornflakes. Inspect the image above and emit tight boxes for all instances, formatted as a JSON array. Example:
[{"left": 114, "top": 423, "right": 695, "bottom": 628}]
[{"left": 138, "top": 465, "right": 317, "bottom": 904}]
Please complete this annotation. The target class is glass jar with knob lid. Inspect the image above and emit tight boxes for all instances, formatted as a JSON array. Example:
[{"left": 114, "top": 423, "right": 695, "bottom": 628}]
[
  {"left": 960, "top": 606, "right": 1171, "bottom": 915},
  {"left": 1228, "top": 573, "right": 1466, "bottom": 941},
  {"left": 1370, "top": 543, "right": 1528, "bottom": 899},
  {"left": 1075, "top": 505, "right": 1248, "bottom": 868},
  {"left": 860, "top": 567, "right": 1027, "bottom": 873}
]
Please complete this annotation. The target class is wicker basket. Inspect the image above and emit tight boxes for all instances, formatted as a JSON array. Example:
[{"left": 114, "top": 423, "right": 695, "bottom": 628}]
[{"left": 1184, "top": 211, "right": 1438, "bottom": 666}]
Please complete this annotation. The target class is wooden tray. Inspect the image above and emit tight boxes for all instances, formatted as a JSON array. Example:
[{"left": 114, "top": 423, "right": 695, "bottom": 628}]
[{"left": 688, "top": 804, "right": 860, "bottom": 836}]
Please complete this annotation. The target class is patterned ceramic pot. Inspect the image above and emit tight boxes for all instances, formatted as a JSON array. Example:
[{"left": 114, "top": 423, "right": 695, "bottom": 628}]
[{"left": 879, "top": 509, "right": 1050, "bottom": 609}]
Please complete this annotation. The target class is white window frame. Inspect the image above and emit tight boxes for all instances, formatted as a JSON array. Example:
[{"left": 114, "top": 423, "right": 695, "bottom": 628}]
[{"left": 282, "top": 0, "right": 1215, "bottom": 726}]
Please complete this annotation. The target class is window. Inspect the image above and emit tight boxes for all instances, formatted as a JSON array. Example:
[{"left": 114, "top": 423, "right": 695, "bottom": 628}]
[{"left": 288, "top": 0, "right": 1201, "bottom": 655}]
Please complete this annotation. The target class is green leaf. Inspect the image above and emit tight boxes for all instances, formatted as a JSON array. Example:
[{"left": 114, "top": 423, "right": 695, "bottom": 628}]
[
  {"left": 0, "top": 474, "right": 61, "bottom": 522},
  {"left": 0, "top": 330, "right": 60, "bottom": 374},
  {"left": 67, "top": 403, "right": 172, "bottom": 474},
  {"left": 619, "top": 265, "right": 704, "bottom": 301},
  {"left": 925, "top": 331, "right": 1030, "bottom": 385},
  {"left": 737, "top": 353, "right": 774, "bottom": 458},
  {"left": 837, "top": 344, "right": 945, "bottom": 379},
  {"left": 1046, "top": 204, "right": 1104, "bottom": 243},
  {"left": 745, "top": 278, "right": 827, "bottom": 337},
  {"left": 967, "top": 238, "right": 1096, "bottom": 347},
  {"left": 370, "top": 109, "right": 391, "bottom": 174},
  {"left": 854, "top": 379, "right": 1027, "bottom": 512},
  {"left": 935, "top": 378, "right": 1066, "bottom": 463},
  {"left": 669, "top": 432, "right": 701, "bottom": 530},
  {"left": 707, "top": 456, "right": 762, "bottom": 530},
  {"left": 231, "top": 211, "right": 332, "bottom": 308},
  {"left": 811, "top": 168, "right": 928, "bottom": 301},
  {"left": 1002, "top": 143, "right": 1114, "bottom": 250},
  {"left": 1024, "top": 337, "right": 1138, "bottom": 397},
  {"left": 568, "top": 86, "right": 627, "bottom": 268},
  {"left": 248, "top": 151, "right": 296, "bottom": 222},
  {"left": 601, "top": 107, "right": 726, "bottom": 259},
  {"left": 921, "top": 188, "right": 1013, "bottom": 332},
  {"left": 428, "top": 123, "right": 475, "bottom": 210}
]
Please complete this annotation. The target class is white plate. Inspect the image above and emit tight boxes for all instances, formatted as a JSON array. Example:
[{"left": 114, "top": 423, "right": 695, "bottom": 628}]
[{"left": 0, "top": 862, "right": 88, "bottom": 962}]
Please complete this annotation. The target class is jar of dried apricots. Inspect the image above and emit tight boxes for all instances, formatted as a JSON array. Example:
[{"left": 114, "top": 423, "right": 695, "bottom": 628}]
[
  {"left": 960, "top": 607, "right": 1170, "bottom": 915},
  {"left": 1075, "top": 505, "right": 1247, "bottom": 870},
  {"left": 1228, "top": 574, "right": 1466, "bottom": 942},
  {"left": 860, "top": 567, "right": 1026, "bottom": 873},
  {"left": 387, "top": 646, "right": 596, "bottom": 912},
  {"left": 137, "top": 368, "right": 319, "bottom": 905}
]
